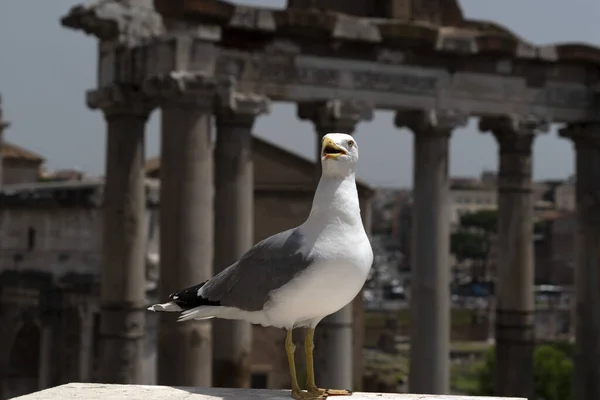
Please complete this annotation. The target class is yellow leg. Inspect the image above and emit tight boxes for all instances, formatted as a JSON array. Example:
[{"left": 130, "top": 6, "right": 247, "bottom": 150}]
[
  {"left": 305, "top": 328, "right": 353, "bottom": 397},
  {"left": 305, "top": 328, "right": 318, "bottom": 392},
  {"left": 286, "top": 329, "right": 319, "bottom": 400}
]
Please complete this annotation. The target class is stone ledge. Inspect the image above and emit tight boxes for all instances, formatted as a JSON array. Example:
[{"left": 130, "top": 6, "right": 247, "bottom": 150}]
[{"left": 12, "top": 383, "right": 524, "bottom": 400}]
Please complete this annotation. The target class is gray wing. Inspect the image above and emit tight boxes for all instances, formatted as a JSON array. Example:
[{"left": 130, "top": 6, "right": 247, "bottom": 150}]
[{"left": 200, "top": 227, "right": 316, "bottom": 312}]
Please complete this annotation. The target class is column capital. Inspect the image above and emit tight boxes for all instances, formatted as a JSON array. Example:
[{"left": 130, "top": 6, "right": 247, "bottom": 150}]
[
  {"left": 297, "top": 99, "right": 373, "bottom": 134},
  {"left": 479, "top": 115, "right": 549, "bottom": 153},
  {"left": 559, "top": 122, "right": 600, "bottom": 149},
  {"left": 86, "top": 86, "right": 156, "bottom": 120},
  {"left": 394, "top": 109, "right": 467, "bottom": 136},
  {"left": 144, "top": 72, "right": 218, "bottom": 110},
  {"left": 214, "top": 83, "right": 271, "bottom": 127}
]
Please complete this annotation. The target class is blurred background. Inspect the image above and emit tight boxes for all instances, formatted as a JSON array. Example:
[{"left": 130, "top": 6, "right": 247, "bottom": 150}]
[{"left": 0, "top": 1, "right": 597, "bottom": 399}]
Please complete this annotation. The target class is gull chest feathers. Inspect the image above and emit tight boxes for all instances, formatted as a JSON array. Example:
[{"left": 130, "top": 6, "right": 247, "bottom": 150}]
[{"left": 278, "top": 220, "right": 373, "bottom": 326}]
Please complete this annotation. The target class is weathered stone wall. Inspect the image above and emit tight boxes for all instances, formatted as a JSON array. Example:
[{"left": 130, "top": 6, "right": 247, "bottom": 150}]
[
  {"left": 2, "top": 162, "right": 40, "bottom": 185},
  {"left": 0, "top": 204, "right": 159, "bottom": 399},
  {"left": 0, "top": 208, "right": 102, "bottom": 275}
]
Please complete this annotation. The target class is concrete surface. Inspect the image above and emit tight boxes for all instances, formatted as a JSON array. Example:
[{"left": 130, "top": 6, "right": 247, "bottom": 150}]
[{"left": 11, "top": 383, "right": 525, "bottom": 400}]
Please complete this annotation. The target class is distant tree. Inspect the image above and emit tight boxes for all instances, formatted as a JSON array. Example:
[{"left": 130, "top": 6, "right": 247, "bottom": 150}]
[
  {"left": 451, "top": 210, "right": 498, "bottom": 277},
  {"left": 533, "top": 345, "right": 573, "bottom": 400},
  {"left": 472, "top": 343, "right": 573, "bottom": 400},
  {"left": 450, "top": 230, "right": 487, "bottom": 262},
  {"left": 459, "top": 209, "right": 498, "bottom": 234}
]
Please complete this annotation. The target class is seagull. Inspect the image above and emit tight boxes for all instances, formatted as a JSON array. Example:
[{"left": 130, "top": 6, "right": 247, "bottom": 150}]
[{"left": 148, "top": 133, "right": 373, "bottom": 400}]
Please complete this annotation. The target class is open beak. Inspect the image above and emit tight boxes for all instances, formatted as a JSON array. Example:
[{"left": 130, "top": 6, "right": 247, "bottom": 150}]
[{"left": 321, "top": 137, "right": 347, "bottom": 160}]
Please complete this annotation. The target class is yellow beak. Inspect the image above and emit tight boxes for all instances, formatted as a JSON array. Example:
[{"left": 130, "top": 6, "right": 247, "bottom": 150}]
[{"left": 321, "top": 137, "right": 347, "bottom": 160}]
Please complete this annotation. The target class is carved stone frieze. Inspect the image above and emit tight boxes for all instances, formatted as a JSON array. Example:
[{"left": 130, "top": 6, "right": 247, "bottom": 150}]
[
  {"left": 212, "top": 49, "right": 595, "bottom": 122},
  {"left": 88, "top": 36, "right": 598, "bottom": 123},
  {"left": 297, "top": 99, "right": 373, "bottom": 133},
  {"left": 394, "top": 109, "right": 468, "bottom": 136}
]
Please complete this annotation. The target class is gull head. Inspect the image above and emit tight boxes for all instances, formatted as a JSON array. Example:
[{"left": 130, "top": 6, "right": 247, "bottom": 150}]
[{"left": 320, "top": 133, "right": 359, "bottom": 177}]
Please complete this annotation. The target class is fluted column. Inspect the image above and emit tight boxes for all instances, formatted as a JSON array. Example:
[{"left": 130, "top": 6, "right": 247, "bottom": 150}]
[
  {"left": 213, "top": 90, "right": 271, "bottom": 388},
  {"left": 480, "top": 115, "right": 548, "bottom": 399},
  {"left": 298, "top": 99, "right": 373, "bottom": 178},
  {"left": 559, "top": 123, "right": 600, "bottom": 400},
  {"left": 145, "top": 75, "right": 216, "bottom": 387},
  {"left": 0, "top": 94, "right": 10, "bottom": 188},
  {"left": 396, "top": 109, "right": 467, "bottom": 394},
  {"left": 296, "top": 99, "right": 373, "bottom": 390},
  {"left": 87, "top": 87, "right": 155, "bottom": 384}
]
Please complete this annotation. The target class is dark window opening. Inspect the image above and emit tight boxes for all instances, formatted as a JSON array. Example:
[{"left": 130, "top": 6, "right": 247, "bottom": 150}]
[
  {"left": 12, "top": 253, "right": 23, "bottom": 263},
  {"left": 27, "top": 227, "right": 36, "bottom": 251},
  {"left": 251, "top": 372, "right": 268, "bottom": 389}
]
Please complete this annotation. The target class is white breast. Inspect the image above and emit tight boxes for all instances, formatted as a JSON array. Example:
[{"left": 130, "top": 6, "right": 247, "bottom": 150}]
[
  {"left": 260, "top": 170, "right": 373, "bottom": 329},
  {"left": 263, "top": 228, "right": 373, "bottom": 330}
]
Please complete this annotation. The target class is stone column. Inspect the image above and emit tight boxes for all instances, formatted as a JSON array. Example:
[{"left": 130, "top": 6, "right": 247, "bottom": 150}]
[
  {"left": 479, "top": 115, "right": 548, "bottom": 399},
  {"left": 395, "top": 109, "right": 466, "bottom": 394},
  {"left": 145, "top": 74, "right": 215, "bottom": 387},
  {"left": 298, "top": 99, "right": 373, "bottom": 178},
  {"left": 38, "top": 326, "right": 52, "bottom": 389},
  {"left": 297, "top": 99, "right": 373, "bottom": 390},
  {"left": 0, "top": 94, "right": 10, "bottom": 188},
  {"left": 559, "top": 123, "right": 600, "bottom": 400},
  {"left": 78, "top": 306, "right": 95, "bottom": 382},
  {"left": 213, "top": 90, "right": 270, "bottom": 388},
  {"left": 87, "top": 87, "right": 154, "bottom": 384}
]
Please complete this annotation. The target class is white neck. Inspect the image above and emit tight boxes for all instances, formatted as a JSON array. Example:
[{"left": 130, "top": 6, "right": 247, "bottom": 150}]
[{"left": 304, "top": 172, "right": 362, "bottom": 228}]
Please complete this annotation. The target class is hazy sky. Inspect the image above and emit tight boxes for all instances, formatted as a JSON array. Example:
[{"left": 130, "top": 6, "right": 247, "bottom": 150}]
[{"left": 0, "top": 0, "right": 598, "bottom": 187}]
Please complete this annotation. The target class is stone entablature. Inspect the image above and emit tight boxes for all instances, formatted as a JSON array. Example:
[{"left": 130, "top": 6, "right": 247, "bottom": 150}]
[{"left": 62, "top": 1, "right": 600, "bottom": 125}]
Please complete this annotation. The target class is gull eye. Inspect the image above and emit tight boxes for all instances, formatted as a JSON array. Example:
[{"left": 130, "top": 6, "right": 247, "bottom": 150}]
[{"left": 347, "top": 140, "right": 354, "bottom": 148}]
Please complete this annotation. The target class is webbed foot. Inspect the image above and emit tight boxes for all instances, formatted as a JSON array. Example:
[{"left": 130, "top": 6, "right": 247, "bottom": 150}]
[
  {"left": 291, "top": 389, "right": 327, "bottom": 399},
  {"left": 307, "top": 386, "right": 352, "bottom": 397}
]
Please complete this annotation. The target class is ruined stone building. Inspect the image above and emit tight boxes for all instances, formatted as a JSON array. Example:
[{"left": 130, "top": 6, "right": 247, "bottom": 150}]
[
  {"left": 0, "top": 179, "right": 161, "bottom": 400},
  {"left": 1, "top": 142, "right": 44, "bottom": 185},
  {"left": 0, "top": 138, "right": 374, "bottom": 399}
]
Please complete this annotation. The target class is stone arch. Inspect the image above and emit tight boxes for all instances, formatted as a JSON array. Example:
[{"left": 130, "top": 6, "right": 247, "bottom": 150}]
[{"left": 2, "top": 320, "right": 41, "bottom": 399}]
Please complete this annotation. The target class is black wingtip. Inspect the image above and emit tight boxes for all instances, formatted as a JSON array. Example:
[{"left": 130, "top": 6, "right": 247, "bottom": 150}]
[{"left": 167, "top": 281, "right": 221, "bottom": 310}]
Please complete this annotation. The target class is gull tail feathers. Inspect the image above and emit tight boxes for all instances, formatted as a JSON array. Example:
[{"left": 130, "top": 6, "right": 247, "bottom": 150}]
[
  {"left": 147, "top": 302, "right": 220, "bottom": 322},
  {"left": 177, "top": 306, "right": 220, "bottom": 322},
  {"left": 147, "top": 302, "right": 183, "bottom": 312}
]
